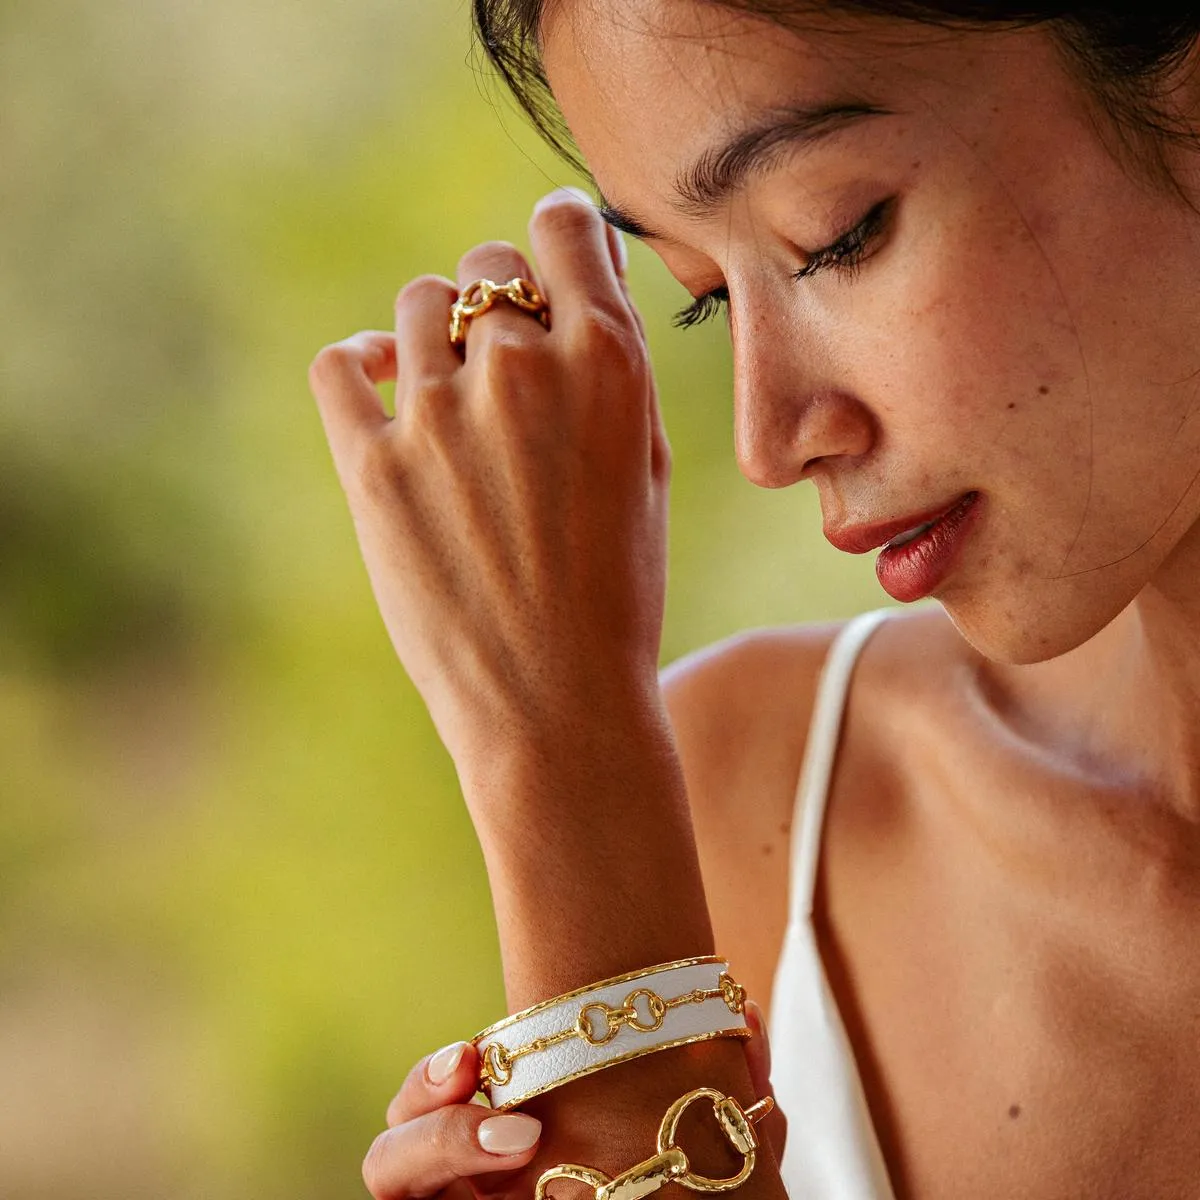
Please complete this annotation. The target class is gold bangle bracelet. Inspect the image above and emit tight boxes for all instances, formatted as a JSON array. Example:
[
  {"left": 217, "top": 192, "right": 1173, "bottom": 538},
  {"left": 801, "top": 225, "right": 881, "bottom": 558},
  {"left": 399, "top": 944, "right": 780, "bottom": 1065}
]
[{"left": 535, "top": 1085, "right": 775, "bottom": 1200}]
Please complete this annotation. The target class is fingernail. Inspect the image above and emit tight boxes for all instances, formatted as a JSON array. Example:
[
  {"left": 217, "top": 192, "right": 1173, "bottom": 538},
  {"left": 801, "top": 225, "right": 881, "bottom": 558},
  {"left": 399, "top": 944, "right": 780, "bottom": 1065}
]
[
  {"left": 560, "top": 185, "right": 595, "bottom": 207},
  {"left": 477, "top": 1113, "right": 542, "bottom": 1154},
  {"left": 536, "top": 185, "right": 595, "bottom": 213},
  {"left": 427, "top": 1041, "right": 468, "bottom": 1085},
  {"left": 747, "top": 1000, "right": 772, "bottom": 1069},
  {"left": 749, "top": 1000, "right": 769, "bottom": 1038}
]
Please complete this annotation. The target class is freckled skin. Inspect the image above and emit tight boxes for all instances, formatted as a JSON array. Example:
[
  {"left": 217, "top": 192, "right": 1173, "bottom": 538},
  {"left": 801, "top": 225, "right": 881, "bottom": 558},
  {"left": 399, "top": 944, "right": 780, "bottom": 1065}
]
[
  {"left": 542, "top": 2, "right": 1200, "bottom": 842},
  {"left": 541, "top": 3, "right": 1200, "bottom": 669},
  {"left": 536, "top": 18, "right": 1200, "bottom": 1190}
]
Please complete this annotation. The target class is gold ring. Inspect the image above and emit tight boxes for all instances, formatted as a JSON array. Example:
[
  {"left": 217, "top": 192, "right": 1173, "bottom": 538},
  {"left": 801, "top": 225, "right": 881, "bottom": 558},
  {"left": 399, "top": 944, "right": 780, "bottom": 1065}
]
[{"left": 449, "top": 277, "right": 550, "bottom": 348}]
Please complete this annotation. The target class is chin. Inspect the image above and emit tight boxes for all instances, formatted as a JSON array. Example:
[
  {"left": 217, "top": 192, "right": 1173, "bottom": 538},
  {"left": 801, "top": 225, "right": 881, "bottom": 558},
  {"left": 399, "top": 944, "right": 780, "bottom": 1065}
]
[{"left": 933, "top": 583, "right": 1136, "bottom": 667}]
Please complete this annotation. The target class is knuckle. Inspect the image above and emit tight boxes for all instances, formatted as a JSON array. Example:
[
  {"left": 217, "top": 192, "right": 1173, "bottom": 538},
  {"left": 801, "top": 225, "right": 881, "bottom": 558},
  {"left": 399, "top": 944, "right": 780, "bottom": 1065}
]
[
  {"left": 385, "top": 1088, "right": 408, "bottom": 1129},
  {"left": 458, "top": 240, "right": 524, "bottom": 275},
  {"left": 570, "top": 309, "right": 643, "bottom": 367},
  {"left": 404, "top": 387, "right": 457, "bottom": 446},
  {"left": 529, "top": 196, "right": 596, "bottom": 240},
  {"left": 307, "top": 339, "right": 357, "bottom": 390},
  {"left": 411, "top": 1106, "right": 465, "bottom": 1174},
  {"left": 353, "top": 433, "right": 404, "bottom": 502},
  {"left": 477, "top": 330, "right": 551, "bottom": 390},
  {"left": 361, "top": 1127, "right": 396, "bottom": 1198},
  {"left": 407, "top": 372, "right": 455, "bottom": 410},
  {"left": 396, "top": 274, "right": 454, "bottom": 311}
]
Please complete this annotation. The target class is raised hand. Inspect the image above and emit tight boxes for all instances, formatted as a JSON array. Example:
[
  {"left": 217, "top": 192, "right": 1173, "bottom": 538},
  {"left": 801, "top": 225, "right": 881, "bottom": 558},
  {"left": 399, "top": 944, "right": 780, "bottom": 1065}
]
[{"left": 307, "top": 190, "right": 670, "bottom": 771}]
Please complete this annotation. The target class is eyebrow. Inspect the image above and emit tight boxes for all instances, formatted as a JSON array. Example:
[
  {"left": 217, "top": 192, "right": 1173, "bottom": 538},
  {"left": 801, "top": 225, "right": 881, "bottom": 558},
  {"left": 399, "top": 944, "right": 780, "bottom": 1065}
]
[{"left": 598, "top": 100, "right": 894, "bottom": 241}]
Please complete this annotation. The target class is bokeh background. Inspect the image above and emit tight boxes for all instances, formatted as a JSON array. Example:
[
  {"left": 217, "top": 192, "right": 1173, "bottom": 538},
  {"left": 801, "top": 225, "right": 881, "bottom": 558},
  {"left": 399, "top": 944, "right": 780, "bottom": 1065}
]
[{"left": 1, "top": 1, "right": 892, "bottom": 1195}]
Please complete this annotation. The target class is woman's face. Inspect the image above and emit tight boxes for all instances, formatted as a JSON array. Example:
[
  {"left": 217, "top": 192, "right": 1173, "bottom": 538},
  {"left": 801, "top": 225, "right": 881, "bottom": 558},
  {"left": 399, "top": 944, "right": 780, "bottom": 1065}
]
[{"left": 540, "top": 2, "right": 1200, "bottom": 664}]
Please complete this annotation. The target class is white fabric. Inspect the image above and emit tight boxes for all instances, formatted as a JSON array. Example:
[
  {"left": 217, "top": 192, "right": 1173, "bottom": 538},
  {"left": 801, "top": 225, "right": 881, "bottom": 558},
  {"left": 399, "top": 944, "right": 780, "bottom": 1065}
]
[
  {"left": 768, "top": 607, "right": 899, "bottom": 1199},
  {"left": 474, "top": 957, "right": 750, "bottom": 1110}
]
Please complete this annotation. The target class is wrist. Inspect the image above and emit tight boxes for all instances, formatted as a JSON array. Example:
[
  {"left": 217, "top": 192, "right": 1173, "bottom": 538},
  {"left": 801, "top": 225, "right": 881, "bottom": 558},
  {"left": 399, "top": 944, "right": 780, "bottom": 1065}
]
[
  {"left": 454, "top": 677, "right": 676, "bottom": 814},
  {"left": 523, "top": 1035, "right": 786, "bottom": 1200},
  {"left": 450, "top": 691, "right": 714, "bottom": 1014}
]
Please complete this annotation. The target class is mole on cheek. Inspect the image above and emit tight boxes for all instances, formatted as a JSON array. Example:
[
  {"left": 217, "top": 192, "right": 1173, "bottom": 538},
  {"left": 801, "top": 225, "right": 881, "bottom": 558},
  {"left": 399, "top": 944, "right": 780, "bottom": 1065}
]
[
  {"left": 1038, "top": 385, "right": 1050, "bottom": 395},
  {"left": 1007, "top": 402, "right": 1016, "bottom": 410},
  {"left": 1008, "top": 1103, "right": 1022, "bottom": 1119}
]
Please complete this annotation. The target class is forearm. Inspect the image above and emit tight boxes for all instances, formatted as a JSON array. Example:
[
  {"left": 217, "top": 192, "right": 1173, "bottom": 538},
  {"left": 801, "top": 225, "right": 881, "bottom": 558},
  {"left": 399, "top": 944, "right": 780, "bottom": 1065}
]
[
  {"left": 458, "top": 693, "right": 788, "bottom": 1198},
  {"left": 461, "top": 693, "right": 712, "bottom": 1007}
]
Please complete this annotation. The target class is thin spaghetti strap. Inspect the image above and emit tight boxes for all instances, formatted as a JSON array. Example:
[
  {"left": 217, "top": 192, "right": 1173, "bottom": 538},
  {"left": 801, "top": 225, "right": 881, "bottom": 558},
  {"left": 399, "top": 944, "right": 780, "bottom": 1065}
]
[{"left": 786, "top": 608, "right": 895, "bottom": 926}]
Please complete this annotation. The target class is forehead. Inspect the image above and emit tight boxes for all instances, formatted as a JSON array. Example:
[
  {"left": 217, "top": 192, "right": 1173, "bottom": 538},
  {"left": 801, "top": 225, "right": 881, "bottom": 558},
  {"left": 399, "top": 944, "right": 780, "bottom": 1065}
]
[{"left": 541, "top": 2, "right": 1056, "bottom": 209}]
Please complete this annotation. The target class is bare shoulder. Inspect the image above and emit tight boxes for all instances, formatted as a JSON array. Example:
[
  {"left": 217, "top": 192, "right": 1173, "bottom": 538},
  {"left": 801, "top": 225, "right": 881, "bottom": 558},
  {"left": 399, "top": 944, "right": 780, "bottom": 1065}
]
[
  {"left": 660, "top": 618, "right": 850, "bottom": 810},
  {"left": 658, "top": 618, "right": 851, "bottom": 1022},
  {"left": 658, "top": 604, "right": 963, "bottom": 828},
  {"left": 659, "top": 603, "right": 966, "bottom": 1021}
]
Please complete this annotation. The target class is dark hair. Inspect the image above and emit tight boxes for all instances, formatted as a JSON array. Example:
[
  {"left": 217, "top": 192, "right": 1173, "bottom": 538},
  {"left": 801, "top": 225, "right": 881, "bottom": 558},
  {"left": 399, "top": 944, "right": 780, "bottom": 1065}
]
[{"left": 472, "top": 2, "right": 1200, "bottom": 198}]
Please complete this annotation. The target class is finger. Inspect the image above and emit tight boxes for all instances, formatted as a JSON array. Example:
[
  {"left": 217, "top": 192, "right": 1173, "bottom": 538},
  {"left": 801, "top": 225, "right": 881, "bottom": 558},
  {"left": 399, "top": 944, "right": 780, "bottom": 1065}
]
[
  {"left": 744, "top": 1000, "right": 787, "bottom": 1166},
  {"left": 618, "top": 276, "right": 671, "bottom": 481},
  {"left": 528, "top": 188, "right": 631, "bottom": 330},
  {"left": 387, "top": 1042, "right": 481, "bottom": 1128},
  {"left": 362, "top": 1107, "right": 542, "bottom": 1200},
  {"left": 307, "top": 329, "right": 395, "bottom": 464},
  {"left": 394, "top": 274, "right": 462, "bottom": 385},
  {"left": 607, "top": 244, "right": 671, "bottom": 481},
  {"left": 605, "top": 219, "right": 629, "bottom": 280},
  {"left": 454, "top": 241, "right": 547, "bottom": 353},
  {"left": 744, "top": 1001, "right": 772, "bottom": 1090}
]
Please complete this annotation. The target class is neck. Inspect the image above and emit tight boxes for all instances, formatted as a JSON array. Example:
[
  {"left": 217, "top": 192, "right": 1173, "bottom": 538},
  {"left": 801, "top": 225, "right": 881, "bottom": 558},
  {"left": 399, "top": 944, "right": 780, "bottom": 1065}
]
[{"left": 979, "top": 517, "right": 1200, "bottom": 825}]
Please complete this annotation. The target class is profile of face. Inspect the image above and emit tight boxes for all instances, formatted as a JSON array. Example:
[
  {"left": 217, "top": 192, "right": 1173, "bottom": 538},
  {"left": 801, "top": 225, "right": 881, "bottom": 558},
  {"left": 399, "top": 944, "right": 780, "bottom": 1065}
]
[{"left": 539, "top": 2, "right": 1200, "bottom": 666}]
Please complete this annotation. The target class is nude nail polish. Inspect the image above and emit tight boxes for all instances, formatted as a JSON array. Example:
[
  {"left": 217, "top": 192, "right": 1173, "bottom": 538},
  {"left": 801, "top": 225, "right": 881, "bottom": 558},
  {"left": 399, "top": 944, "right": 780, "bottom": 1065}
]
[
  {"left": 427, "top": 1041, "right": 468, "bottom": 1084},
  {"left": 477, "top": 1113, "right": 542, "bottom": 1154}
]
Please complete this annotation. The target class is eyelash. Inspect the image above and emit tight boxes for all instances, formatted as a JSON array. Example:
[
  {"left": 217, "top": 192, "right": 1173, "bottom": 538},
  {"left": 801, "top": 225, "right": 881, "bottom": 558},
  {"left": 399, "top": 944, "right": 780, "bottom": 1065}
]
[{"left": 671, "top": 197, "right": 894, "bottom": 330}]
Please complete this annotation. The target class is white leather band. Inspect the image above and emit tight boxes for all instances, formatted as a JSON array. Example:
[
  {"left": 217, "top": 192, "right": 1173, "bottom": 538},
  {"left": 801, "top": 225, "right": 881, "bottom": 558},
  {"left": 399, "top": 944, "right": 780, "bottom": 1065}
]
[{"left": 471, "top": 956, "right": 750, "bottom": 1111}]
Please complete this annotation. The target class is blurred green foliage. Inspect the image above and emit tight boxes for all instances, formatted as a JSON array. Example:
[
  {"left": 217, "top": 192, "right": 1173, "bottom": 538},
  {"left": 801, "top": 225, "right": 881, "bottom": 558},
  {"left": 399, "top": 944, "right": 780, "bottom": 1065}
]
[{"left": 0, "top": 1, "right": 889, "bottom": 1195}]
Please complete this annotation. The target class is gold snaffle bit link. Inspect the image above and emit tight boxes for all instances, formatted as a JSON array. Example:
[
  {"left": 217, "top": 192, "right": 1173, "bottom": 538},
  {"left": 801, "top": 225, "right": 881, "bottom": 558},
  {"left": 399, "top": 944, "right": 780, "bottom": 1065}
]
[
  {"left": 534, "top": 1085, "right": 775, "bottom": 1200},
  {"left": 479, "top": 971, "right": 747, "bottom": 1090}
]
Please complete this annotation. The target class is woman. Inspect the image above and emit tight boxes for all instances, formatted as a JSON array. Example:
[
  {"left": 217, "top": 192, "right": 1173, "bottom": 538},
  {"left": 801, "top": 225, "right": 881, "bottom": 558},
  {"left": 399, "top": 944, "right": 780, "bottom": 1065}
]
[{"left": 307, "top": 4, "right": 1200, "bottom": 1197}]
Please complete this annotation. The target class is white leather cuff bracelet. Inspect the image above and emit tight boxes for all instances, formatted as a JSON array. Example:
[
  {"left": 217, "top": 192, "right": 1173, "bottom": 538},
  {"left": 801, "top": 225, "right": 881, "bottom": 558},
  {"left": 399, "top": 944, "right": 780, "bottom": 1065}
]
[{"left": 470, "top": 955, "right": 750, "bottom": 1111}]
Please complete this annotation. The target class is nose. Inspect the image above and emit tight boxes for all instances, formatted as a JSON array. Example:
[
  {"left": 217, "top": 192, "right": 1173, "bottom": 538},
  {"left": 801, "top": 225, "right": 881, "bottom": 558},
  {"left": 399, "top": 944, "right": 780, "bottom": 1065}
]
[{"left": 730, "top": 304, "right": 876, "bottom": 489}]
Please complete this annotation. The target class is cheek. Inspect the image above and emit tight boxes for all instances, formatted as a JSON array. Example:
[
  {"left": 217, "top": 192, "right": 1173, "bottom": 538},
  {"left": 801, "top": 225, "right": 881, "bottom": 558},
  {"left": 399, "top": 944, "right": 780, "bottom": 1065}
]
[
  {"left": 851, "top": 196, "right": 1195, "bottom": 595},
  {"left": 857, "top": 196, "right": 1093, "bottom": 499}
]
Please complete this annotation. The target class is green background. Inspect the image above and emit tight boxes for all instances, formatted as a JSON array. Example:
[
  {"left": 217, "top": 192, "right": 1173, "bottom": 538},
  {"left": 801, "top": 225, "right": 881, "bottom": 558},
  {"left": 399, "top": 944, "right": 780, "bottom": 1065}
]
[{"left": 0, "top": 1, "right": 889, "bottom": 1195}]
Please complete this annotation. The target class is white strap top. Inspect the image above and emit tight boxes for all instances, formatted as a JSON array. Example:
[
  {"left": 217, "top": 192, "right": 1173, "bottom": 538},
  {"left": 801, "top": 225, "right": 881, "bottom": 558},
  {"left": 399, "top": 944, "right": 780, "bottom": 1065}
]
[{"left": 767, "top": 607, "right": 899, "bottom": 1199}]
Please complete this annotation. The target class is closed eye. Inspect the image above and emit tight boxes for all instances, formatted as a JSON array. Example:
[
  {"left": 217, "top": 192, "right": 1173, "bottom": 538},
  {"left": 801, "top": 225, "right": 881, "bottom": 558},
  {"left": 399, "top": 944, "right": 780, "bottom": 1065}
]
[
  {"left": 792, "top": 196, "right": 892, "bottom": 281},
  {"left": 672, "top": 285, "right": 729, "bottom": 330},
  {"left": 671, "top": 196, "right": 894, "bottom": 330}
]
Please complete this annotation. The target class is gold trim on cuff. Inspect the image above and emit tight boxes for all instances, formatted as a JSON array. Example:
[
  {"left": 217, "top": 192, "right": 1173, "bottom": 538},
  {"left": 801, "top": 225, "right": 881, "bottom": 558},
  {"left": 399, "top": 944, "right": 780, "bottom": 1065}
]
[
  {"left": 480, "top": 1026, "right": 752, "bottom": 1112},
  {"left": 470, "top": 956, "right": 726, "bottom": 1043}
]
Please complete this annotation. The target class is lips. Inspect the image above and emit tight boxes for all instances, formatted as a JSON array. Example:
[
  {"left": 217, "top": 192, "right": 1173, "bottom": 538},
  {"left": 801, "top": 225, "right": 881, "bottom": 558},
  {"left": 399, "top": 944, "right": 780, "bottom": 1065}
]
[{"left": 823, "top": 491, "right": 978, "bottom": 555}]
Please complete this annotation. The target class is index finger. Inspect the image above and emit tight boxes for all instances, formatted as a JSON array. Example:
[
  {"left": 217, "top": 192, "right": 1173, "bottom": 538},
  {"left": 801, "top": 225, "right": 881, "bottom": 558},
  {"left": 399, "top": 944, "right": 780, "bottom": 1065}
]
[
  {"left": 386, "top": 1041, "right": 484, "bottom": 1128},
  {"left": 307, "top": 330, "right": 395, "bottom": 466}
]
